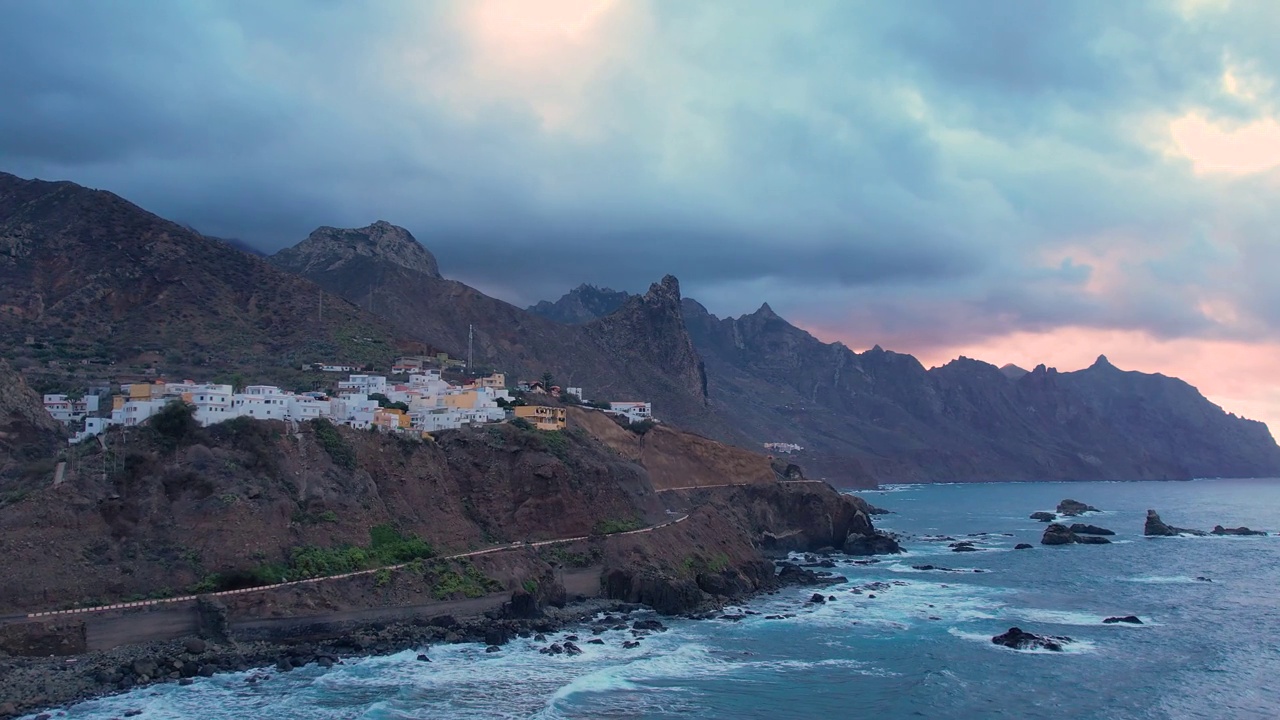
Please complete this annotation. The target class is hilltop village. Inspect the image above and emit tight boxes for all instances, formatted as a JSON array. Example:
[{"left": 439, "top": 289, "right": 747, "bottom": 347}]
[{"left": 42, "top": 354, "right": 655, "bottom": 444}]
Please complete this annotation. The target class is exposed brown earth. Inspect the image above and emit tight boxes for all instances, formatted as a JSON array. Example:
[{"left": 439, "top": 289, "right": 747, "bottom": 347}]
[{"left": 568, "top": 407, "right": 775, "bottom": 490}]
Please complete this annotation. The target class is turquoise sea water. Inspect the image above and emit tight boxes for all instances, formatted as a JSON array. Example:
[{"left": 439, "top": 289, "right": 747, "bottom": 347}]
[{"left": 30, "top": 479, "right": 1280, "bottom": 720}]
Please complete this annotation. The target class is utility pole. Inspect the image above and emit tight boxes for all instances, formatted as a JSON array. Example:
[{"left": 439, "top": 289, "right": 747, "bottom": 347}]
[{"left": 467, "top": 324, "right": 474, "bottom": 373}]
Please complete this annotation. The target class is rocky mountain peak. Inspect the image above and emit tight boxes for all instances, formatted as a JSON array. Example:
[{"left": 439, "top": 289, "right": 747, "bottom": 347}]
[
  {"left": 754, "top": 302, "right": 779, "bottom": 319},
  {"left": 587, "top": 275, "right": 708, "bottom": 403},
  {"left": 273, "top": 221, "right": 441, "bottom": 278},
  {"left": 1091, "top": 354, "right": 1117, "bottom": 370},
  {"left": 527, "top": 283, "right": 630, "bottom": 325}
]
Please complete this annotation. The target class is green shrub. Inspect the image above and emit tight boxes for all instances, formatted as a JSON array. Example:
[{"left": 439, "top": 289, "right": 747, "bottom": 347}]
[
  {"left": 150, "top": 400, "right": 201, "bottom": 451},
  {"left": 592, "top": 517, "right": 645, "bottom": 535},
  {"left": 312, "top": 419, "right": 357, "bottom": 469}
]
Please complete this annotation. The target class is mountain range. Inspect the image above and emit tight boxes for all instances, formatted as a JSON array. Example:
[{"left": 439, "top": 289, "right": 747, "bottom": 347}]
[{"left": 2, "top": 170, "right": 1277, "bottom": 484}]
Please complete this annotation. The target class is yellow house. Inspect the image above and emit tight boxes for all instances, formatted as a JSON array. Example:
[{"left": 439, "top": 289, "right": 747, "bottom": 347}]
[
  {"left": 373, "top": 408, "right": 410, "bottom": 430},
  {"left": 443, "top": 391, "right": 479, "bottom": 410},
  {"left": 476, "top": 373, "right": 505, "bottom": 389},
  {"left": 127, "top": 383, "right": 154, "bottom": 399},
  {"left": 513, "top": 405, "right": 567, "bottom": 431}
]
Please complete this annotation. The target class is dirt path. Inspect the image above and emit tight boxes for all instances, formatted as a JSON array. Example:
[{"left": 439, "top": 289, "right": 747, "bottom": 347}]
[{"left": 6, "top": 514, "right": 690, "bottom": 625}]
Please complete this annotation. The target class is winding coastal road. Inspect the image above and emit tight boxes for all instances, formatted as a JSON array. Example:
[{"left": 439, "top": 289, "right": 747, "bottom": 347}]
[{"left": 14, "top": 513, "right": 691, "bottom": 623}]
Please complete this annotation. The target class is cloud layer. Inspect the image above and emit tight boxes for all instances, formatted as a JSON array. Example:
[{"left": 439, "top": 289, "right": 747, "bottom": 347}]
[{"left": 2, "top": 0, "right": 1278, "bottom": 428}]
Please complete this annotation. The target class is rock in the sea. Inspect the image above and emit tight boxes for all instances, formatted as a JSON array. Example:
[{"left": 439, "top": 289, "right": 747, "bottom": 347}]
[
  {"left": 1211, "top": 525, "right": 1267, "bottom": 536},
  {"left": 991, "top": 627, "right": 1072, "bottom": 652},
  {"left": 1014, "top": 543, "right": 1034, "bottom": 550},
  {"left": 1056, "top": 499, "right": 1099, "bottom": 516},
  {"left": 1195, "top": 576, "right": 1213, "bottom": 582},
  {"left": 809, "top": 593, "right": 826, "bottom": 603},
  {"left": 1041, "top": 523, "right": 1077, "bottom": 545},
  {"left": 1043, "top": 523, "right": 1111, "bottom": 545},
  {"left": 951, "top": 545, "right": 980, "bottom": 553},
  {"left": 416, "top": 654, "right": 430, "bottom": 662},
  {"left": 1103, "top": 616, "right": 1143, "bottom": 625},
  {"left": 1030, "top": 512, "right": 1057, "bottom": 522},
  {"left": 632, "top": 619, "right": 665, "bottom": 632},
  {"left": 843, "top": 532, "right": 903, "bottom": 556},
  {"left": 1069, "top": 524, "right": 1115, "bottom": 536},
  {"left": 1145, "top": 509, "right": 1206, "bottom": 536}
]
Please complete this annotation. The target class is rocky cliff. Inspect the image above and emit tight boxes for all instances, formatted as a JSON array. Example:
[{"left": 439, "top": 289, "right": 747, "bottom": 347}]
[
  {"left": 272, "top": 221, "right": 442, "bottom": 279},
  {"left": 0, "top": 358, "right": 62, "bottom": 484}
]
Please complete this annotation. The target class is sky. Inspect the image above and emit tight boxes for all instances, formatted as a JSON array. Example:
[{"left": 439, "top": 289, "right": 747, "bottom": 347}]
[{"left": 1, "top": 0, "right": 1279, "bottom": 433}]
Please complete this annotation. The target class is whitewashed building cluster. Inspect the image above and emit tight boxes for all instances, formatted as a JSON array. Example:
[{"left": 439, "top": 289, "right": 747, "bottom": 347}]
[{"left": 53, "top": 371, "right": 513, "bottom": 444}]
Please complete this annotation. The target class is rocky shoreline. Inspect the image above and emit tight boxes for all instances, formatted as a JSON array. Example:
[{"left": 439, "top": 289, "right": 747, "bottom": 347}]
[{"left": 0, "top": 557, "right": 856, "bottom": 719}]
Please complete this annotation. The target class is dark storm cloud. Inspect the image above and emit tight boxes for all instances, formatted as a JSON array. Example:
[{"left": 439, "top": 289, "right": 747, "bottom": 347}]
[{"left": 1, "top": 0, "right": 1278, "bottom": 349}]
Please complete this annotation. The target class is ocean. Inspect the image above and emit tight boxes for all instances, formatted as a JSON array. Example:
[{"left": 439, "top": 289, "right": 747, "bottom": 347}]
[{"left": 27, "top": 479, "right": 1280, "bottom": 720}]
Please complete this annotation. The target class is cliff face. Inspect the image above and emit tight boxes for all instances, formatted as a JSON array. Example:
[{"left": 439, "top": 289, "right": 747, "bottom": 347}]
[
  {"left": 0, "top": 172, "right": 398, "bottom": 372},
  {"left": 0, "top": 358, "right": 62, "bottom": 482},
  {"left": 583, "top": 276, "right": 708, "bottom": 405}
]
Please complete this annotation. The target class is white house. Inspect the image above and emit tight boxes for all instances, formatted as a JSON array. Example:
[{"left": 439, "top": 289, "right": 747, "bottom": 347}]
[
  {"left": 189, "top": 384, "right": 234, "bottom": 425},
  {"left": 337, "top": 374, "right": 388, "bottom": 396},
  {"left": 43, "top": 394, "right": 100, "bottom": 423},
  {"left": 232, "top": 385, "right": 291, "bottom": 421},
  {"left": 71, "top": 417, "right": 111, "bottom": 444},
  {"left": 608, "top": 401, "right": 653, "bottom": 424},
  {"left": 113, "top": 398, "right": 168, "bottom": 427},
  {"left": 287, "top": 396, "right": 330, "bottom": 421}
]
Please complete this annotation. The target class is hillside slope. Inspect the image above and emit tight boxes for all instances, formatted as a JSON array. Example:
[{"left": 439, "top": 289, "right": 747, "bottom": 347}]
[
  {"left": 0, "top": 415, "right": 880, "bottom": 617},
  {"left": 0, "top": 172, "right": 399, "bottom": 375}
]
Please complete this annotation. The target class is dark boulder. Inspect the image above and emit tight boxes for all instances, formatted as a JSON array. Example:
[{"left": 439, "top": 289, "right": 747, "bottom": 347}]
[
  {"left": 1041, "top": 524, "right": 1076, "bottom": 545},
  {"left": 1103, "top": 616, "right": 1143, "bottom": 625},
  {"left": 1075, "top": 535, "right": 1111, "bottom": 544},
  {"left": 563, "top": 641, "right": 583, "bottom": 655},
  {"left": 1014, "top": 543, "right": 1034, "bottom": 550},
  {"left": 809, "top": 593, "right": 826, "bottom": 603},
  {"left": 416, "top": 654, "right": 431, "bottom": 662},
  {"left": 183, "top": 638, "right": 207, "bottom": 655},
  {"left": 951, "top": 545, "right": 980, "bottom": 553},
  {"left": 632, "top": 619, "right": 666, "bottom": 632},
  {"left": 1211, "top": 525, "right": 1267, "bottom": 536},
  {"left": 485, "top": 645, "right": 501, "bottom": 653},
  {"left": 775, "top": 562, "right": 825, "bottom": 586},
  {"left": 1069, "top": 524, "right": 1115, "bottom": 536},
  {"left": 1056, "top": 499, "right": 1099, "bottom": 516},
  {"left": 991, "top": 627, "right": 1072, "bottom": 652},
  {"left": 1145, "top": 509, "right": 1206, "bottom": 536},
  {"left": 505, "top": 590, "right": 541, "bottom": 619},
  {"left": 484, "top": 627, "right": 510, "bottom": 647},
  {"left": 1030, "top": 512, "right": 1057, "bottom": 522},
  {"left": 843, "top": 532, "right": 903, "bottom": 556}
]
